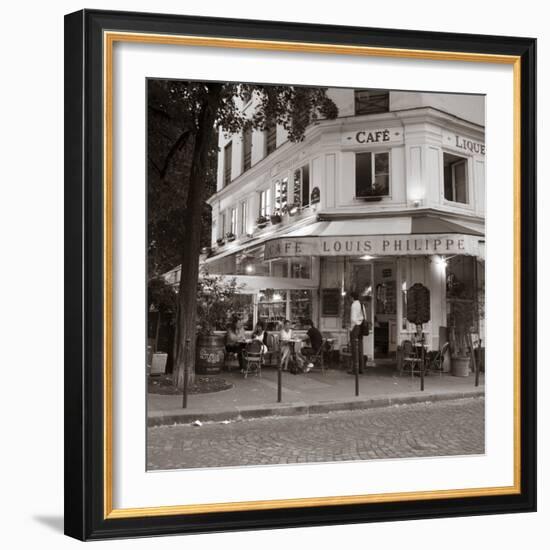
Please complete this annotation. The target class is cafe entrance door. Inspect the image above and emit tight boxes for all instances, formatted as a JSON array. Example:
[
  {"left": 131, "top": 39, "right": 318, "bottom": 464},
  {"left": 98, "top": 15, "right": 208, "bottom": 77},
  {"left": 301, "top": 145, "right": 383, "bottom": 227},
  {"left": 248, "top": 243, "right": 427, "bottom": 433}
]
[{"left": 352, "top": 260, "right": 398, "bottom": 361}]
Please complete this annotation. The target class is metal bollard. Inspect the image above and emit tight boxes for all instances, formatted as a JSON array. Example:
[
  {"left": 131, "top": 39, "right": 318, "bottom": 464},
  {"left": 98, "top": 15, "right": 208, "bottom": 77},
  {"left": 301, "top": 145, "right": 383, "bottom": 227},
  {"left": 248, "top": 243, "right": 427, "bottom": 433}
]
[
  {"left": 182, "top": 338, "right": 190, "bottom": 409},
  {"left": 420, "top": 343, "right": 425, "bottom": 392},
  {"left": 354, "top": 337, "right": 360, "bottom": 397},
  {"left": 277, "top": 362, "right": 282, "bottom": 403}
]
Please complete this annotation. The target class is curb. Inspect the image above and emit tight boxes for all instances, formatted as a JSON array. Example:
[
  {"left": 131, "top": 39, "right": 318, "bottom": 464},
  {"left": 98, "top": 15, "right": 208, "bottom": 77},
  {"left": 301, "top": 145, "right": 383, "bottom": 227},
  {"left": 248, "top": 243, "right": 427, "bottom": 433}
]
[{"left": 147, "top": 388, "right": 485, "bottom": 427}]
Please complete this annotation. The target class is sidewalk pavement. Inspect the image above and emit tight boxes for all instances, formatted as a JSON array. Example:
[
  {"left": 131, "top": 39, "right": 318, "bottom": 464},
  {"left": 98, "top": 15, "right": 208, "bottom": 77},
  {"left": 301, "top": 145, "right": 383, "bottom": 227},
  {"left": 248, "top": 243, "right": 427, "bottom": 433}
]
[{"left": 148, "top": 366, "right": 485, "bottom": 426}]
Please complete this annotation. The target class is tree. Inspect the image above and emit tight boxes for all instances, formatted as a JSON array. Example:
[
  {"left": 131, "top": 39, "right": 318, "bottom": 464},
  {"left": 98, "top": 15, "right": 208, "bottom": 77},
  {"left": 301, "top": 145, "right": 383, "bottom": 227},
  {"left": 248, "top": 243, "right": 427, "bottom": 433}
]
[{"left": 148, "top": 81, "right": 338, "bottom": 388}]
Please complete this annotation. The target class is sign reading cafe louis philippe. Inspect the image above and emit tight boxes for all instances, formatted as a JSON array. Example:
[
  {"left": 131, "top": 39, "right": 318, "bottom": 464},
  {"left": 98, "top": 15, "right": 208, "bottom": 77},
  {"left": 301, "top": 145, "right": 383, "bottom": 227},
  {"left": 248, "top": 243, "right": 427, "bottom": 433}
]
[{"left": 264, "top": 234, "right": 482, "bottom": 261}]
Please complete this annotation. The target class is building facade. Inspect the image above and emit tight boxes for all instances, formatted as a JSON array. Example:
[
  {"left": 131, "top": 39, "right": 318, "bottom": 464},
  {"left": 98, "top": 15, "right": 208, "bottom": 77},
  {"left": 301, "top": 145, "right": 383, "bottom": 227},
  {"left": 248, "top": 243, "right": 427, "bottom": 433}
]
[{"left": 202, "top": 88, "right": 485, "bottom": 360}]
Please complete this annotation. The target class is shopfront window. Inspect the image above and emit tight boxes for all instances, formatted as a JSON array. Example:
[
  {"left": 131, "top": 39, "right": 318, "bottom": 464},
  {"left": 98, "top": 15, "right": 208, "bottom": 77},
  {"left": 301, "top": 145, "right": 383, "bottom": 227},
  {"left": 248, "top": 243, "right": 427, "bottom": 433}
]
[
  {"left": 356, "top": 151, "right": 390, "bottom": 199},
  {"left": 269, "top": 258, "right": 311, "bottom": 279},
  {"left": 354, "top": 89, "right": 389, "bottom": 115},
  {"left": 290, "top": 258, "right": 311, "bottom": 279},
  {"left": 290, "top": 290, "right": 312, "bottom": 328},
  {"left": 444, "top": 153, "right": 468, "bottom": 204},
  {"left": 257, "top": 289, "right": 312, "bottom": 330},
  {"left": 293, "top": 164, "right": 310, "bottom": 208},
  {"left": 258, "top": 289, "right": 287, "bottom": 330},
  {"left": 270, "top": 259, "right": 289, "bottom": 278}
]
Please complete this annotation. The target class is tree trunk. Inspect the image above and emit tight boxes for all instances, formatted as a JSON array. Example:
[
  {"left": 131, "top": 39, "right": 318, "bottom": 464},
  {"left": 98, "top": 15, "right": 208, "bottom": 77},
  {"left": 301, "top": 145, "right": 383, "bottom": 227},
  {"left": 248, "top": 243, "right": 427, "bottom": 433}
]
[{"left": 173, "top": 84, "right": 222, "bottom": 389}]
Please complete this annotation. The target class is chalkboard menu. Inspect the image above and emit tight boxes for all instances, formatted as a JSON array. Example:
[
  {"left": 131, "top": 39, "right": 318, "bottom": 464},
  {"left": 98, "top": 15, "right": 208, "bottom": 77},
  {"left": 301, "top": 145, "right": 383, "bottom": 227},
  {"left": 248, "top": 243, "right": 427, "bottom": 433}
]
[
  {"left": 406, "top": 283, "right": 431, "bottom": 324},
  {"left": 322, "top": 288, "right": 340, "bottom": 316}
]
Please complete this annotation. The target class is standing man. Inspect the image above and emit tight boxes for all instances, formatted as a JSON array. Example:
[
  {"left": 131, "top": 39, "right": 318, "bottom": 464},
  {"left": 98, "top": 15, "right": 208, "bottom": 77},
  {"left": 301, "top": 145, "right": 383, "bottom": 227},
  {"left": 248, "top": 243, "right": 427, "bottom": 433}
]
[{"left": 349, "top": 291, "right": 366, "bottom": 374}]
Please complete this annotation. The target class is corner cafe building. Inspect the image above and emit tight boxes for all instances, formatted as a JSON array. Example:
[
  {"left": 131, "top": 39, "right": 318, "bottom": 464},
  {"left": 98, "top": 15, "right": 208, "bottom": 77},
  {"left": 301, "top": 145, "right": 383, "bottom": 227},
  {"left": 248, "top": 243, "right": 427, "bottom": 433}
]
[{"left": 203, "top": 88, "right": 486, "bottom": 360}]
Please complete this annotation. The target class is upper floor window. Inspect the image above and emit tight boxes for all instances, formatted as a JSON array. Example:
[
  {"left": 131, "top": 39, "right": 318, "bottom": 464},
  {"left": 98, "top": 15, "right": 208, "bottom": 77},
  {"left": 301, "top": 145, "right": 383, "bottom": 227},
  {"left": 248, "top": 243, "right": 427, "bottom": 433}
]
[
  {"left": 218, "top": 211, "right": 226, "bottom": 239},
  {"left": 223, "top": 141, "right": 232, "bottom": 187},
  {"left": 229, "top": 207, "right": 237, "bottom": 236},
  {"left": 265, "top": 122, "right": 277, "bottom": 156},
  {"left": 444, "top": 153, "right": 468, "bottom": 204},
  {"left": 274, "top": 177, "right": 289, "bottom": 213},
  {"left": 354, "top": 89, "right": 390, "bottom": 115},
  {"left": 356, "top": 151, "right": 390, "bottom": 199},
  {"left": 259, "top": 188, "right": 271, "bottom": 218},
  {"left": 242, "top": 127, "right": 252, "bottom": 172},
  {"left": 293, "top": 164, "right": 310, "bottom": 208},
  {"left": 239, "top": 200, "right": 248, "bottom": 235}
]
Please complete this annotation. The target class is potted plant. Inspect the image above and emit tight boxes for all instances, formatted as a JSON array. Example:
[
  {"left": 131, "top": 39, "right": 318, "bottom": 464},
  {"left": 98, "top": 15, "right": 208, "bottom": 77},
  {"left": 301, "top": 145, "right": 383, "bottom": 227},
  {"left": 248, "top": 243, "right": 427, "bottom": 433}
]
[
  {"left": 195, "top": 272, "right": 243, "bottom": 374},
  {"left": 216, "top": 236, "right": 225, "bottom": 246},
  {"left": 270, "top": 211, "right": 282, "bottom": 224},
  {"left": 226, "top": 231, "right": 236, "bottom": 242},
  {"left": 448, "top": 300, "right": 474, "bottom": 377},
  {"left": 256, "top": 215, "right": 268, "bottom": 229}
]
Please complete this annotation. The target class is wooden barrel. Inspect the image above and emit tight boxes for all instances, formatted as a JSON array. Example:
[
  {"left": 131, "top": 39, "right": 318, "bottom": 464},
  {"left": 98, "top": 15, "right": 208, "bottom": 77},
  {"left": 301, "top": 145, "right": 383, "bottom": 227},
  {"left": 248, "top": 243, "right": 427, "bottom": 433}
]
[{"left": 196, "top": 333, "right": 225, "bottom": 374}]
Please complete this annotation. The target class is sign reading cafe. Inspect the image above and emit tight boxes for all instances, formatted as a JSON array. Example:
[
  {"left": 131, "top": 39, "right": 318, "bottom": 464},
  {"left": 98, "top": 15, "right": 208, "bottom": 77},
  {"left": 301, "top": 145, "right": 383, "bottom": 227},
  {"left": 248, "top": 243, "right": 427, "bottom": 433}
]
[
  {"left": 342, "top": 127, "right": 403, "bottom": 146},
  {"left": 264, "top": 234, "right": 481, "bottom": 260}
]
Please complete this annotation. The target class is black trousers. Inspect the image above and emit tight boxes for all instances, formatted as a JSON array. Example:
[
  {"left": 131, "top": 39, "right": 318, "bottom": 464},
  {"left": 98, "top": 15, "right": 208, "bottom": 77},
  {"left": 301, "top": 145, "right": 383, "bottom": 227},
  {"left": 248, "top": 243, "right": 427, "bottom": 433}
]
[
  {"left": 226, "top": 343, "right": 246, "bottom": 369},
  {"left": 350, "top": 325, "right": 365, "bottom": 373}
]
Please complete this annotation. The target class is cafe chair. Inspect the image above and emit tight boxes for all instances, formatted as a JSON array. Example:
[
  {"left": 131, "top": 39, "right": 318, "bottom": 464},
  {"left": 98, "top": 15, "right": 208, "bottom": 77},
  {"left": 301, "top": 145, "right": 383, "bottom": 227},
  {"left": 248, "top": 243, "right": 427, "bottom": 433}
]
[
  {"left": 428, "top": 341, "right": 450, "bottom": 377},
  {"left": 242, "top": 339, "right": 264, "bottom": 379},
  {"left": 304, "top": 339, "right": 333, "bottom": 376},
  {"left": 399, "top": 339, "right": 424, "bottom": 378}
]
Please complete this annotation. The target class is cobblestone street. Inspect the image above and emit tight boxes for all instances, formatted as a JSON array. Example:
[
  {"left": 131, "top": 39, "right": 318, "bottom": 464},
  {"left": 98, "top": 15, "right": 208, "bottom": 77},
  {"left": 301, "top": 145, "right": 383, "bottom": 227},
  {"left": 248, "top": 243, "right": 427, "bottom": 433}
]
[{"left": 147, "top": 397, "right": 484, "bottom": 470}]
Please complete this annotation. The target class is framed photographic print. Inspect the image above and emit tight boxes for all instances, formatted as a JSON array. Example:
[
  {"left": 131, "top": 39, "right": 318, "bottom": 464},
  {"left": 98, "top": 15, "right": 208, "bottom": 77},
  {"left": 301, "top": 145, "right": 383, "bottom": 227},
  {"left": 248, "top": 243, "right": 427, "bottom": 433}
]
[{"left": 64, "top": 9, "right": 536, "bottom": 540}]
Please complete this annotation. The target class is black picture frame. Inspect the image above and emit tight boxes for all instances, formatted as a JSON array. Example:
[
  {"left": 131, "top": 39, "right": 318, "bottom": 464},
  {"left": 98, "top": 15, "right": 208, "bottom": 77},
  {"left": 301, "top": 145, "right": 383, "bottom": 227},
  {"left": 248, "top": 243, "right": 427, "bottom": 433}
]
[{"left": 64, "top": 9, "right": 536, "bottom": 541}]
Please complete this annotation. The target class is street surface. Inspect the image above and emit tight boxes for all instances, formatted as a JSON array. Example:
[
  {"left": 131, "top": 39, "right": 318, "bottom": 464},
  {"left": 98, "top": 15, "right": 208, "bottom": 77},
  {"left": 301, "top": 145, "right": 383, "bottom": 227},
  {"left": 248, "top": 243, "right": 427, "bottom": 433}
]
[{"left": 147, "top": 397, "right": 484, "bottom": 470}]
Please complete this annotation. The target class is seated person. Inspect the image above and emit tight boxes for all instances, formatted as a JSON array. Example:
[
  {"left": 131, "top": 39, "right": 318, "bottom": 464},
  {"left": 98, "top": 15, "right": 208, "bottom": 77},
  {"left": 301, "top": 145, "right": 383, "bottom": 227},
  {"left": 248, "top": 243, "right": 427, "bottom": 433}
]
[
  {"left": 225, "top": 316, "right": 247, "bottom": 369},
  {"left": 252, "top": 321, "right": 268, "bottom": 354},
  {"left": 297, "top": 319, "right": 323, "bottom": 372},
  {"left": 279, "top": 319, "right": 293, "bottom": 371}
]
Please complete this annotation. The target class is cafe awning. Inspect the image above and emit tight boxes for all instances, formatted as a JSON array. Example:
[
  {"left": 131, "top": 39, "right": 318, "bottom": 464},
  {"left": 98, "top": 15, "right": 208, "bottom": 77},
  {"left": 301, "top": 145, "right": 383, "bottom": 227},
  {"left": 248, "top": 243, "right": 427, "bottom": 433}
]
[{"left": 204, "top": 214, "right": 485, "bottom": 264}]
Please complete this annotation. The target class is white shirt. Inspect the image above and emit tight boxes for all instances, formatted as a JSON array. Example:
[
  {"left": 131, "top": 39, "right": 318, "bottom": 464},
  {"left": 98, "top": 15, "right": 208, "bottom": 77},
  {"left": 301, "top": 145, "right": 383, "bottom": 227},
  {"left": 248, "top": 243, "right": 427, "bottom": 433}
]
[
  {"left": 350, "top": 300, "right": 365, "bottom": 326},
  {"left": 280, "top": 328, "right": 293, "bottom": 342}
]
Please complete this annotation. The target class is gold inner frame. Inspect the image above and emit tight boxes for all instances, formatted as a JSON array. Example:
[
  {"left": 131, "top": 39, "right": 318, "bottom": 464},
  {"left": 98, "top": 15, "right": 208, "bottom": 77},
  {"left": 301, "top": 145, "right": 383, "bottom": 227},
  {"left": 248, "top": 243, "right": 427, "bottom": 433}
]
[{"left": 103, "top": 31, "right": 522, "bottom": 520}]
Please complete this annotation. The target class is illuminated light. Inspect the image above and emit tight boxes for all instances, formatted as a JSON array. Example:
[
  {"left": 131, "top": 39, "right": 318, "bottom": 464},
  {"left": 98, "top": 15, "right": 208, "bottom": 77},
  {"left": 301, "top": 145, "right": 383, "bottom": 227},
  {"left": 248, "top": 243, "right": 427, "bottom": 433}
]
[
  {"left": 360, "top": 254, "right": 375, "bottom": 261},
  {"left": 341, "top": 290, "right": 347, "bottom": 297},
  {"left": 245, "top": 264, "right": 254, "bottom": 274},
  {"left": 402, "top": 281, "right": 407, "bottom": 291}
]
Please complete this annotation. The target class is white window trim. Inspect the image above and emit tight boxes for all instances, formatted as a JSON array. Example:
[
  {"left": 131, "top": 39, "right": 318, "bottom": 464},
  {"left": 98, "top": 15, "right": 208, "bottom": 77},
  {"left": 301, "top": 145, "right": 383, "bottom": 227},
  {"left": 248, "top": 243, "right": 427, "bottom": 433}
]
[
  {"left": 441, "top": 150, "right": 474, "bottom": 209},
  {"left": 239, "top": 199, "right": 248, "bottom": 236},
  {"left": 292, "top": 163, "right": 311, "bottom": 209},
  {"left": 229, "top": 207, "right": 237, "bottom": 236},
  {"left": 258, "top": 187, "right": 272, "bottom": 218},
  {"left": 354, "top": 149, "right": 392, "bottom": 201}
]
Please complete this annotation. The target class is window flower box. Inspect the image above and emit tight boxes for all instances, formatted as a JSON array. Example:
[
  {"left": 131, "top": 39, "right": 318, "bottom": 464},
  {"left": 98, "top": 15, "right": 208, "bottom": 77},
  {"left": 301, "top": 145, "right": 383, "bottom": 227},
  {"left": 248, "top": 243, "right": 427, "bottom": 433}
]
[{"left": 256, "top": 215, "right": 269, "bottom": 229}]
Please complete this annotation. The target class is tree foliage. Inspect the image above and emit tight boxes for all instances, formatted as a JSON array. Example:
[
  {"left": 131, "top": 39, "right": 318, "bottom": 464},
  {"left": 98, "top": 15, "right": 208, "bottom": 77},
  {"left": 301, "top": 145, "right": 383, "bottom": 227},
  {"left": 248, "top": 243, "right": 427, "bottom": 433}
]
[{"left": 147, "top": 80, "right": 338, "bottom": 387}]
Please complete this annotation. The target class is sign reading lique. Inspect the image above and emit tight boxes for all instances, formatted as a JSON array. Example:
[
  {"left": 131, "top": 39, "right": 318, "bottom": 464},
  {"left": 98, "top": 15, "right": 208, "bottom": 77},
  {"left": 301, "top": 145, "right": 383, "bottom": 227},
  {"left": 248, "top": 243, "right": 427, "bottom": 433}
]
[{"left": 442, "top": 130, "right": 485, "bottom": 155}]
